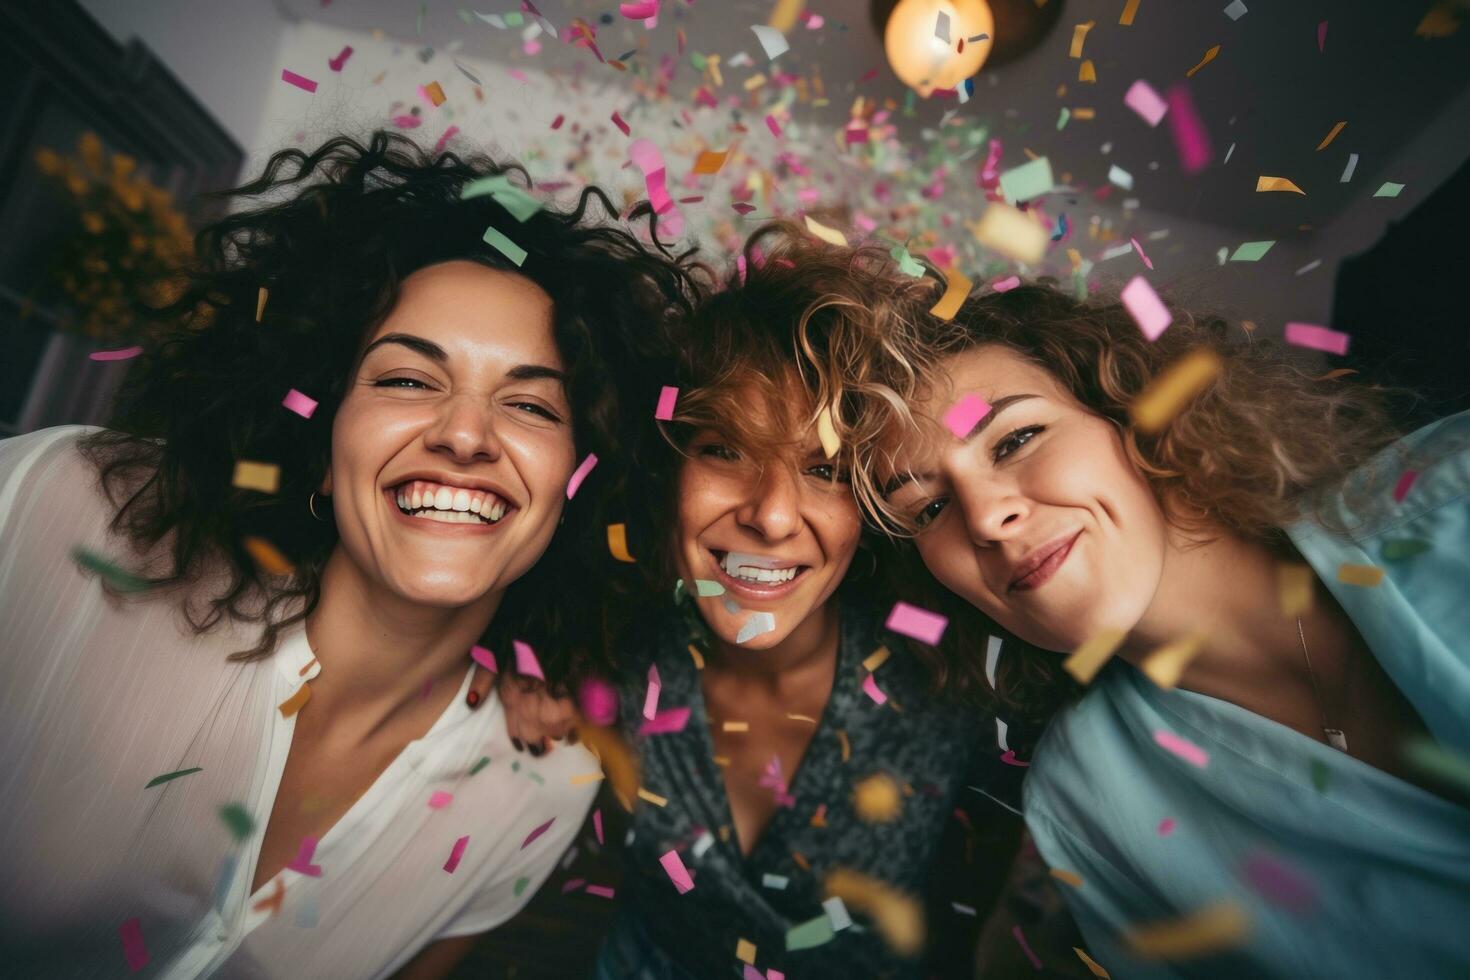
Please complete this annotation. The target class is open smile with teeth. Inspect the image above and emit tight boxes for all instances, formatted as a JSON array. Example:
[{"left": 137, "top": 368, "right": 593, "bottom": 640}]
[
  {"left": 392, "top": 479, "right": 510, "bottom": 525},
  {"left": 716, "top": 550, "right": 807, "bottom": 585}
]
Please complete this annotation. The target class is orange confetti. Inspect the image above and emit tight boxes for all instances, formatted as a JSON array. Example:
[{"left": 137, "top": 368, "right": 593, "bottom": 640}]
[
  {"left": 423, "top": 81, "right": 446, "bottom": 106},
  {"left": 607, "top": 523, "right": 635, "bottom": 563},
  {"left": 1256, "top": 175, "right": 1305, "bottom": 194},
  {"left": 1119, "top": 0, "right": 1142, "bottom": 26},
  {"left": 1315, "top": 121, "right": 1347, "bottom": 151},
  {"left": 244, "top": 536, "right": 294, "bottom": 576},
  {"left": 1185, "top": 44, "right": 1221, "bottom": 77},
  {"left": 692, "top": 149, "right": 729, "bottom": 174},
  {"left": 1078, "top": 59, "right": 1097, "bottom": 82},
  {"left": 278, "top": 685, "right": 311, "bottom": 718}
]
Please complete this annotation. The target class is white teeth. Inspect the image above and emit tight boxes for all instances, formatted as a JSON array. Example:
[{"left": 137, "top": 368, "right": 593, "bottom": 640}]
[
  {"left": 411, "top": 488, "right": 423, "bottom": 510},
  {"left": 411, "top": 509, "right": 482, "bottom": 525},
  {"left": 434, "top": 486, "right": 453, "bottom": 510},
  {"left": 720, "top": 552, "right": 799, "bottom": 584},
  {"left": 487, "top": 501, "right": 505, "bottom": 521},
  {"left": 452, "top": 489, "right": 471, "bottom": 512}
]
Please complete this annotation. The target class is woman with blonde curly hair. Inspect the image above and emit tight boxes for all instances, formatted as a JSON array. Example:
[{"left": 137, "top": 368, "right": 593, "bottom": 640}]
[{"left": 877, "top": 283, "right": 1470, "bottom": 977}]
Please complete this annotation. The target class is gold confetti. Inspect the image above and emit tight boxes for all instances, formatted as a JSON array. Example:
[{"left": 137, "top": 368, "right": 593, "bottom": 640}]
[
  {"left": 713, "top": 755, "right": 731, "bottom": 766},
  {"left": 767, "top": 0, "right": 805, "bottom": 34},
  {"left": 930, "top": 267, "right": 972, "bottom": 321},
  {"left": 816, "top": 405, "right": 840, "bottom": 458},
  {"left": 837, "top": 729, "right": 851, "bottom": 761},
  {"left": 607, "top": 523, "right": 635, "bottom": 563},
  {"left": 791, "top": 850, "right": 809, "bottom": 870},
  {"left": 786, "top": 712, "right": 818, "bottom": 724},
  {"left": 1139, "top": 635, "right": 1204, "bottom": 690},
  {"left": 1119, "top": 0, "right": 1141, "bottom": 25},
  {"left": 1064, "top": 629, "right": 1127, "bottom": 684},
  {"left": 971, "top": 202, "right": 1048, "bottom": 264},
  {"left": 1277, "top": 562, "right": 1314, "bottom": 616},
  {"left": 735, "top": 938, "right": 757, "bottom": 964},
  {"left": 579, "top": 724, "right": 640, "bottom": 812},
  {"left": 723, "top": 721, "right": 750, "bottom": 732},
  {"left": 243, "top": 536, "right": 294, "bottom": 576},
  {"left": 1185, "top": 44, "right": 1221, "bottom": 77},
  {"left": 1069, "top": 20, "right": 1096, "bottom": 58},
  {"left": 1074, "top": 946, "right": 1112, "bottom": 978},
  {"left": 1129, "top": 349, "right": 1222, "bottom": 433},
  {"left": 1050, "top": 868, "right": 1085, "bottom": 888},
  {"left": 569, "top": 772, "right": 605, "bottom": 785},
  {"left": 862, "top": 646, "right": 892, "bottom": 672},
  {"left": 692, "top": 149, "right": 729, "bottom": 174},
  {"left": 636, "top": 787, "right": 668, "bottom": 807},
  {"left": 255, "top": 286, "right": 269, "bottom": 322},
  {"left": 688, "top": 644, "right": 706, "bottom": 669},
  {"left": 1124, "top": 901, "right": 1250, "bottom": 959},
  {"left": 803, "top": 214, "right": 847, "bottom": 247},
  {"left": 1071, "top": 107, "right": 1096, "bottom": 119},
  {"left": 423, "top": 81, "right": 446, "bottom": 106},
  {"left": 743, "top": 73, "right": 768, "bottom": 91},
  {"left": 853, "top": 772, "right": 902, "bottom": 823},
  {"left": 278, "top": 685, "right": 311, "bottom": 718},
  {"left": 1079, "top": 59, "right": 1097, "bottom": 82},
  {"left": 825, "top": 868, "right": 924, "bottom": 955},
  {"left": 1256, "top": 175, "right": 1305, "bottom": 194},
  {"left": 1337, "top": 563, "right": 1384, "bottom": 587},
  {"left": 1315, "top": 121, "right": 1347, "bottom": 151},
  {"left": 232, "top": 460, "right": 280, "bottom": 494}
]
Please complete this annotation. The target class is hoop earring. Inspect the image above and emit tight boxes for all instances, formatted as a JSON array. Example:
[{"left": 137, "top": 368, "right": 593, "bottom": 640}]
[{"left": 308, "top": 491, "right": 330, "bottom": 522}]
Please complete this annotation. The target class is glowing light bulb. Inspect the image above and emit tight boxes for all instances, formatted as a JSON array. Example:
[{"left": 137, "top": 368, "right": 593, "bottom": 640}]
[{"left": 883, "top": 0, "right": 995, "bottom": 97}]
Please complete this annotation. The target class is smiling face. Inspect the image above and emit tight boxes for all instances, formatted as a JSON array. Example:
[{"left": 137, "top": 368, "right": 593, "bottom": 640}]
[
  {"left": 674, "top": 396, "right": 863, "bottom": 651},
  {"left": 322, "top": 260, "right": 576, "bottom": 609},
  {"left": 885, "top": 345, "right": 1170, "bottom": 653}
]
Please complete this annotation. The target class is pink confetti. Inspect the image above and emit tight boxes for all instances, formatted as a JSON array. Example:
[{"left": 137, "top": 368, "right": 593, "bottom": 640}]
[
  {"left": 521, "top": 816, "right": 556, "bottom": 849},
  {"left": 444, "top": 834, "right": 469, "bottom": 872},
  {"left": 566, "top": 452, "right": 598, "bottom": 498},
  {"left": 1158, "top": 817, "right": 1177, "bottom": 836},
  {"left": 585, "top": 884, "right": 616, "bottom": 898},
  {"left": 991, "top": 275, "right": 1021, "bottom": 292},
  {"left": 765, "top": 114, "right": 783, "bottom": 138},
  {"left": 655, "top": 385, "right": 679, "bottom": 420},
  {"left": 507, "top": 68, "right": 530, "bottom": 83},
  {"left": 119, "top": 918, "right": 149, "bottom": 972},
  {"left": 1123, "top": 79, "right": 1168, "bottom": 127},
  {"left": 579, "top": 677, "right": 618, "bottom": 725},
  {"left": 862, "top": 672, "right": 888, "bottom": 705},
  {"left": 885, "top": 601, "right": 948, "bottom": 645},
  {"left": 428, "top": 790, "right": 454, "bottom": 809},
  {"left": 281, "top": 69, "right": 318, "bottom": 93},
  {"left": 561, "top": 877, "right": 586, "bottom": 893},
  {"left": 1284, "top": 322, "right": 1349, "bottom": 356},
  {"left": 1011, "top": 924, "right": 1043, "bottom": 970},
  {"left": 639, "top": 706, "right": 692, "bottom": 735},
  {"left": 1317, "top": 20, "right": 1328, "bottom": 52},
  {"left": 593, "top": 808, "right": 604, "bottom": 844},
  {"left": 433, "top": 125, "right": 460, "bottom": 154},
  {"left": 733, "top": 202, "right": 757, "bottom": 215},
  {"left": 744, "top": 967, "right": 764, "bottom": 980},
  {"left": 328, "top": 45, "right": 353, "bottom": 72},
  {"left": 659, "top": 848, "right": 695, "bottom": 893},
  {"left": 1393, "top": 470, "right": 1419, "bottom": 503},
  {"left": 1121, "top": 275, "right": 1172, "bottom": 340},
  {"left": 629, "top": 139, "right": 685, "bottom": 237},
  {"left": 619, "top": 0, "right": 658, "bottom": 18},
  {"left": 1154, "top": 730, "right": 1210, "bottom": 767},
  {"left": 643, "top": 664, "right": 662, "bottom": 720},
  {"left": 611, "top": 110, "right": 630, "bottom": 136},
  {"left": 89, "top": 346, "right": 143, "bottom": 361},
  {"left": 1130, "top": 237, "right": 1154, "bottom": 270},
  {"left": 514, "top": 639, "right": 545, "bottom": 681},
  {"left": 942, "top": 393, "right": 992, "bottom": 438},
  {"left": 286, "top": 835, "right": 323, "bottom": 876},
  {"left": 281, "top": 388, "right": 318, "bottom": 418},
  {"left": 391, "top": 114, "right": 422, "bottom": 129},
  {"left": 1000, "top": 750, "right": 1030, "bottom": 767},
  {"left": 551, "top": 114, "right": 565, "bottom": 129},
  {"left": 1166, "top": 83, "right": 1213, "bottom": 175},
  {"left": 470, "top": 644, "right": 497, "bottom": 673},
  {"left": 1242, "top": 851, "right": 1316, "bottom": 913}
]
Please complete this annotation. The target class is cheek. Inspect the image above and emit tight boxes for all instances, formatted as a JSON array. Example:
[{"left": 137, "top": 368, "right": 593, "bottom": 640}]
[{"left": 916, "top": 527, "right": 987, "bottom": 604}]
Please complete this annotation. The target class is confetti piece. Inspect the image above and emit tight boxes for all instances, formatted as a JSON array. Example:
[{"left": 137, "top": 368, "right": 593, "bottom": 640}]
[
  {"left": 482, "top": 225, "right": 528, "bottom": 267},
  {"left": 1256, "top": 175, "right": 1305, "bottom": 194},
  {"left": 1158, "top": 817, "right": 1177, "bottom": 835},
  {"left": 641, "top": 664, "right": 661, "bottom": 721},
  {"left": 1185, "top": 44, "right": 1220, "bottom": 77},
  {"left": 984, "top": 635, "right": 1002, "bottom": 688},
  {"left": 443, "top": 834, "right": 469, "bottom": 872},
  {"left": 619, "top": 1, "right": 658, "bottom": 18},
  {"left": 629, "top": 139, "right": 685, "bottom": 238},
  {"left": 1078, "top": 59, "right": 1097, "bottom": 82},
  {"left": 736, "top": 612, "right": 777, "bottom": 644},
  {"left": 428, "top": 790, "right": 453, "bottom": 809},
  {"left": 278, "top": 684, "right": 311, "bottom": 718},
  {"left": 1240, "top": 851, "right": 1315, "bottom": 913},
  {"left": 1340, "top": 153, "right": 1359, "bottom": 183},
  {"left": 853, "top": 772, "right": 902, "bottom": 822},
  {"left": 837, "top": 730, "right": 851, "bottom": 761},
  {"left": 90, "top": 345, "right": 143, "bottom": 361},
  {"left": 1069, "top": 21, "right": 1095, "bottom": 58},
  {"left": 281, "top": 388, "right": 318, "bottom": 418},
  {"left": 862, "top": 673, "right": 888, "bottom": 705},
  {"left": 1050, "top": 868, "right": 1084, "bottom": 888},
  {"left": 1130, "top": 351, "right": 1221, "bottom": 434},
  {"left": 885, "top": 601, "right": 947, "bottom": 645},
  {"left": 1392, "top": 470, "right": 1419, "bottom": 503},
  {"left": 1012, "top": 925, "right": 1043, "bottom": 969},
  {"left": 1154, "top": 730, "right": 1210, "bottom": 767},
  {"left": 765, "top": 114, "right": 783, "bottom": 138},
  {"left": 610, "top": 111, "right": 631, "bottom": 136},
  {"left": 217, "top": 803, "right": 254, "bottom": 841},
  {"left": 1316, "top": 121, "right": 1347, "bottom": 151},
  {"left": 585, "top": 884, "right": 615, "bottom": 898},
  {"left": 421, "top": 81, "right": 446, "bottom": 107},
  {"left": 470, "top": 755, "right": 490, "bottom": 775},
  {"left": 1139, "top": 635, "right": 1203, "bottom": 689},
  {"left": 569, "top": 772, "right": 604, "bottom": 786},
  {"left": 1373, "top": 181, "right": 1405, "bottom": 198},
  {"left": 1223, "top": 0, "right": 1247, "bottom": 21},
  {"left": 243, "top": 536, "right": 293, "bottom": 576},
  {"left": 1401, "top": 734, "right": 1470, "bottom": 795},
  {"left": 763, "top": 872, "right": 790, "bottom": 889},
  {"left": 824, "top": 896, "right": 853, "bottom": 932},
  {"left": 514, "top": 639, "right": 546, "bottom": 680},
  {"left": 280, "top": 69, "right": 318, "bottom": 93},
  {"left": 1000, "top": 749, "right": 1029, "bottom": 767},
  {"left": 655, "top": 385, "right": 679, "bottom": 420},
  {"left": 998, "top": 156, "right": 1054, "bottom": 204},
  {"left": 71, "top": 546, "right": 150, "bottom": 592},
  {"left": 722, "top": 721, "right": 750, "bottom": 733},
  {"left": 1381, "top": 539, "right": 1431, "bottom": 561},
  {"left": 608, "top": 523, "right": 635, "bottom": 563},
  {"left": 1063, "top": 629, "right": 1127, "bottom": 683},
  {"left": 972, "top": 202, "right": 1048, "bottom": 265},
  {"left": 463, "top": 175, "right": 542, "bottom": 222},
  {"left": 803, "top": 214, "right": 847, "bottom": 246},
  {"left": 930, "top": 268, "right": 972, "bottom": 321},
  {"left": 943, "top": 394, "right": 991, "bottom": 438},
  {"left": 1276, "top": 562, "right": 1315, "bottom": 616},
  {"left": 120, "top": 918, "right": 149, "bottom": 972},
  {"left": 659, "top": 849, "right": 695, "bottom": 893},
  {"left": 232, "top": 460, "right": 280, "bottom": 494},
  {"left": 1108, "top": 164, "right": 1134, "bottom": 190},
  {"left": 1336, "top": 563, "right": 1383, "bottom": 587},
  {"left": 145, "top": 766, "right": 202, "bottom": 789},
  {"left": 1125, "top": 902, "right": 1249, "bottom": 959},
  {"left": 1119, "top": 0, "right": 1142, "bottom": 24},
  {"left": 566, "top": 453, "right": 598, "bottom": 499},
  {"left": 1284, "top": 322, "right": 1349, "bottom": 356},
  {"left": 1229, "top": 240, "right": 1274, "bottom": 262},
  {"left": 694, "top": 579, "right": 725, "bottom": 596},
  {"left": 751, "top": 24, "right": 790, "bottom": 60},
  {"left": 735, "top": 937, "right": 758, "bottom": 963},
  {"left": 328, "top": 45, "right": 353, "bottom": 72},
  {"left": 816, "top": 405, "right": 840, "bottom": 458},
  {"left": 688, "top": 644, "right": 706, "bottom": 669},
  {"left": 1317, "top": 20, "right": 1328, "bottom": 52},
  {"left": 287, "top": 835, "right": 323, "bottom": 876},
  {"left": 1121, "top": 276, "right": 1172, "bottom": 340},
  {"left": 470, "top": 644, "right": 497, "bottom": 673},
  {"left": 786, "top": 913, "right": 835, "bottom": 950},
  {"left": 824, "top": 868, "right": 924, "bottom": 955},
  {"left": 1130, "top": 237, "right": 1154, "bottom": 270},
  {"left": 992, "top": 275, "right": 1021, "bottom": 292},
  {"left": 1124, "top": 79, "right": 1169, "bottom": 127},
  {"left": 1296, "top": 259, "right": 1324, "bottom": 276},
  {"left": 639, "top": 706, "right": 691, "bottom": 735},
  {"left": 1075, "top": 946, "right": 1112, "bottom": 978},
  {"left": 521, "top": 817, "right": 555, "bottom": 849}
]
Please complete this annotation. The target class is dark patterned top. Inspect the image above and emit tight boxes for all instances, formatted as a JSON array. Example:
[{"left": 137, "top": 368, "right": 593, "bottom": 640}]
[{"left": 609, "top": 596, "right": 1001, "bottom": 979}]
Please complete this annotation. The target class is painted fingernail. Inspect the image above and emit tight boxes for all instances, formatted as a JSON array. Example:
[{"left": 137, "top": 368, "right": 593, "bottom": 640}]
[
  {"left": 466, "top": 689, "right": 482, "bottom": 709},
  {"left": 528, "top": 742, "right": 544, "bottom": 757},
  {"left": 568, "top": 729, "right": 579, "bottom": 744},
  {"left": 511, "top": 738, "right": 524, "bottom": 752}
]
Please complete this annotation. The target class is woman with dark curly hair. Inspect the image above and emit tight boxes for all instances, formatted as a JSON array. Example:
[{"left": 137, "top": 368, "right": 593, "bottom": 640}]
[
  {"left": 876, "top": 284, "right": 1470, "bottom": 977},
  {"left": 0, "top": 131, "right": 700, "bottom": 979}
]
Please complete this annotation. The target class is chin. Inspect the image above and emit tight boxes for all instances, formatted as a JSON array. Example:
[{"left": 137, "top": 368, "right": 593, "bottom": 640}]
[{"left": 391, "top": 571, "right": 502, "bottom": 609}]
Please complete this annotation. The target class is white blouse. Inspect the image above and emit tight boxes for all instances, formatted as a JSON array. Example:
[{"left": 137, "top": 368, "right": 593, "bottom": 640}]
[{"left": 0, "top": 426, "right": 600, "bottom": 978}]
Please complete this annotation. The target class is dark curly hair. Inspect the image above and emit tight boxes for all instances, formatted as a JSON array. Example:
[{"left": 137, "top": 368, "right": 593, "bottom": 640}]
[{"left": 78, "top": 130, "right": 705, "bottom": 685}]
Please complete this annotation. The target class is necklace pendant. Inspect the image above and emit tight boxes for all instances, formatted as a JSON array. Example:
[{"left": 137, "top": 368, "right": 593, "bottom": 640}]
[{"left": 1324, "top": 728, "right": 1349, "bottom": 753}]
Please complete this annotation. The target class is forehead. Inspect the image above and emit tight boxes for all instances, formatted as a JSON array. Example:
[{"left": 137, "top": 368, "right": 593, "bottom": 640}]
[
  {"left": 936, "top": 344, "right": 1064, "bottom": 402},
  {"left": 371, "top": 260, "right": 559, "bottom": 362}
]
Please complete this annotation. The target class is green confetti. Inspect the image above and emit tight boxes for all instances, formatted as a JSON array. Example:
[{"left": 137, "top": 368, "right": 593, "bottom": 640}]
[
  {"left": 511, "top": 760, "right": 521, "bottom": 773},
  {"left": 527, "top": 771, "right": 545, "bottom": 785},
  {"left": 1381, "top": 539, "right": 1431, "bottom": 561},
  {"left": 694, "top": 579, "right": 726, "bottom": 597},
  {"left": 513, "top": 876, "right": 531, "bottom": 896},
  {"left": 1229, "top": 241, "right": 1275, "bottom": 262},
  {"left": 417, "top": 1, "right": 425, "bottom": 35},
  {"left": 1310, "top": 759, "right": 1329, "bottom": 793},
  {"left": 482, "top": 225, "right": 528, "bottom": 267},
  {"left": 1057, "top": 107, "right": 1071, "bottom": 130},
  {"left": 504, "top": 11, "right": 524, "bottom": 27},
  {"left": 71, "top": 547, "right": 150, "bottom": 593},
  {"left": 786, "top": 913, "right": 836, "bottom": 951},
  {"left": 219, "top": 803, "right": 255, "bottom": 840},
  {"left": 457, "top": 8, "right": 474, "bottom": 24},
  {"left": 689, "top": 52, "right": 707, "bottom": 71},
  {"left": 462, "top": 175, "right": 542, "bottom": 222},
  {"left": 1402, "top": 735, "right": 1470, "bottom": 794},
  {"left": 673, "top": 578, "right": 686, "bottom": 603},
  {"left": 998, "top": 156, "right": 1054, "bottom": 204},
  {"left": 888, "top": 245, "right": 926, "bottom": 278},
  {"left": 470, "top": 755, "right": 491, "bottom": 776},
  {"left": 1373, "top": 181, "right": 1405, "bottom": 198},
  {"left": 145, "top": 766, "right": 203, "bottom": 789}
]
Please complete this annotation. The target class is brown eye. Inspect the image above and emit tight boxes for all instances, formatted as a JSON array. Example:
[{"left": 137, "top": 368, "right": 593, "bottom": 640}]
[
  {"left": 992, "top": 425, "right": 1044, "bottom": 462},
  {"left": 915, "top": 497, "right": 949, "bottom": 528}
]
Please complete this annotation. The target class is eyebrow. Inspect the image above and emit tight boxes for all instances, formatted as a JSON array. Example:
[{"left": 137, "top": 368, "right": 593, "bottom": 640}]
[
  {"left": 881, "top": 393, "right": 1040, "bottom": 496},
  {"left": 361, "top": 332, "right": 567, "bottom": 384}
]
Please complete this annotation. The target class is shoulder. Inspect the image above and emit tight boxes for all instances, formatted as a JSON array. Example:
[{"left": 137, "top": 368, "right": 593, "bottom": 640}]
[
  {"left": 0, "top": 426, "right": 118, "bottom": 549},
  {"left": 1023, "top": 681, "right": 1123, "bottom": 815}
]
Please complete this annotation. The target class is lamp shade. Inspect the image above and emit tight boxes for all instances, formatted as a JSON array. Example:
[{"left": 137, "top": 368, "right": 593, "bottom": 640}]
[{"left": 883, "top": 0, "right": 995, "bottom": 96}]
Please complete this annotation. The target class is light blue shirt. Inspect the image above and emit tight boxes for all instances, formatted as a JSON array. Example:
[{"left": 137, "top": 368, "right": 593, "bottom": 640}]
[{"left": 1024, "top": 412, "right": 1470, "bottom": 978}]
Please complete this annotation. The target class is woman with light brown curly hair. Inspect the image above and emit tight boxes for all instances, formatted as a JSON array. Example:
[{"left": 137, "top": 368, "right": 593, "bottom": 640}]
[{"left": 876, "top": 283, "right": 1470, "bottom": 977}]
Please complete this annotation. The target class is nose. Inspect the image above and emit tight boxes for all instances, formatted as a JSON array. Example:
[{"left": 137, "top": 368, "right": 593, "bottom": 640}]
[
  {"left": 424, "top": 394, "right": 504, "bottom": 464},
  {"left": 735, "top": 462, "right": 803, "bottom": 542},
  {"left": 950, "top": 461, "right": 1030, "bottom": 546}
]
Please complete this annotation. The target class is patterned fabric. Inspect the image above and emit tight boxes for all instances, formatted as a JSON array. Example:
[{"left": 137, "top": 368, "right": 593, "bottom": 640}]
[{"left": 604, "top": 594, "right": 1000, "bottom": 980}]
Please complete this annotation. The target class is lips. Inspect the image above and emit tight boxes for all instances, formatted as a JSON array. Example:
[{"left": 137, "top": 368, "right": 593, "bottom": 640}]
[
  {"left": 708, "top": 549, "right": 810, "bottom": 600},
  {"left": 1008, "top": 531, "right": 1081, "bottom": 593}
]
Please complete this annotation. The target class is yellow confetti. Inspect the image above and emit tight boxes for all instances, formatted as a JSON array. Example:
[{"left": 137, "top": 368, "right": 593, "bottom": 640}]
[
  {"left": 837, "top": 729, "right": 851, "bottom": 761},
  {"left": 1078, "top": 59, "right": 1097, "bottom": 82},
  {"left": 1069, "top": 20, "right": 1096, "bottom": 58},
  {"left": 688, "top": 644, "right": 706, "bottom": 669},
  {"left": 853, "top": 772, "right": 901, "bottom": 823},
  {"left": 1064, "top": 629, "right": 1127, "bottom": 684},
  {"left": 636, "top": 787, "right": 668, "bottom": 807},
  {"left": 1119, "top": 0, "right": 1142, "bottom": 25},
  {"left": 243, "top": 536, "right": 294, "bottom": 576},
  {"left": 1337, "top": 563, "right": 1384, "bottom": 587},
  {"left": 278, "top": 684, "right": 311, "bottom": 718},
  {"left": 578, "top": 724, "right": 640, "bottom": 812},
  {"left": 862, "top": 646, "right": 892, "bottom": 672},
  {"left": 1415, "top": 3, "right": 1462, "bottom": 38},
  {"left": 1315, "top": 121, "right": 1347, "bottom": 151},
  {"left": 232, "top": 460, "right": 280, "bottom": 494},
  {"left": 1124, "top": 901, "right": 1250, "bottom": 959},
  {"left": 1050, "top": 868, "right": 1085, "bottom": 888},
  {"left": 786, "top": 712, "right": 818, "bottom": 724},
  {"left": 713, "top": 755, "right": 731, "bottom": 766},
  {"left": 1074, "top": 946, "right": 1112, "bottom": 978},
  {"left": 825, "top": 868, "right": 924, "bottom": 955},
  {"left": 1071, "top": 107, "right": 1096, "bottom": 119},
  {"left": 723, "top": 721, "right": 750, "bottom": 732},
  {"left": 607, "top": 523, "right": 635, "bottom": 563},
  {"left": 816, "top": 405, "right": 840, "bottom": 458},
  {"left": 804, "top": 214, "right": 847, "bottom": 247},
  {"left": 692, "top": 149, "right": 729, "bottom": 174},
  {"left": 1277, "top": 562, "right": 1314, "bottom": 616},
  {"left": 972, "top": 202, "right": 1048, "bottom": 265},
  {"left": 1139, "top": 635, "right": 1204, "bottom": 690},
  {"left": 743, "top": 73, "right": 768, "bottom": 91},
  {"left": 767, "top": 0, "right": 805, "bottom": 34},
  {"left": 930, "top": 267, "right": 972, "bottom": 321},
  {"left": 569, "top": 772, "right": 605, "bottom": 785},
  {"left": 255, "top": 286, "right": 269, "bottom": 322},
  {"left": 1185, "top": 44, "right": 1221, "bottom": 77},
  {"left": 1129, "top": 349, "right": 1222, "bottom": 433},
  {"left": 1256, "top": 175, "right": 1305, "bottom": 194},
  {"left": 735, "top": 938, "right": 757, "bottom": 964}
]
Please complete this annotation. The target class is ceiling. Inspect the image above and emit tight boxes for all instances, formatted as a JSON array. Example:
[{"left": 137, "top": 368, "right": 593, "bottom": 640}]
[{"left": 280, "top": 0, "right": 1470, "bottom": 234}]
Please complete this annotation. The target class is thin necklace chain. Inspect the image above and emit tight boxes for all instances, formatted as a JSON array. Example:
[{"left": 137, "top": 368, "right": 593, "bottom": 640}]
[{"left": 1296, "top": 616, "right": 1349, "bottom": 752}]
